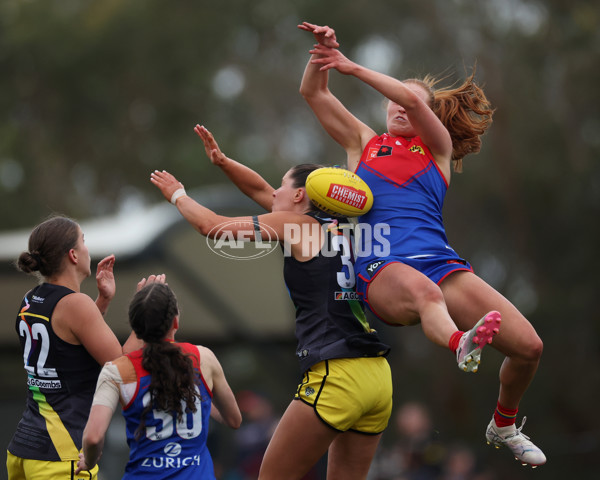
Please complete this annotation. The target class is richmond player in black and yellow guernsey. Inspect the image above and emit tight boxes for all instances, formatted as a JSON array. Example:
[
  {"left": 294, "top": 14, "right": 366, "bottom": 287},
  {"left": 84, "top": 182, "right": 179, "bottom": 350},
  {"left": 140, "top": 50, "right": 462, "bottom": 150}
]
[
  {"left": 150, "top": 124, "right": 394, "bottom": 480},
  {"left": 7, "top": 216, "right": 142, "bottom": 479}
]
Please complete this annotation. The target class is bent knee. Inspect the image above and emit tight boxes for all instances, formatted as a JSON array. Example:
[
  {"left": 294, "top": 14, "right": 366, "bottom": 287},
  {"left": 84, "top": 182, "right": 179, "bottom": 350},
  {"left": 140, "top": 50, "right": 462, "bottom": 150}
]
[
  {"left": 510, "top": 332, "right": 543, "bottom": 363},
  {"left": 408, "top": 278, "right": 443, "bottom": 303},
  {"left": 529, "top": 335, "right": 544, "bottom": 360}
]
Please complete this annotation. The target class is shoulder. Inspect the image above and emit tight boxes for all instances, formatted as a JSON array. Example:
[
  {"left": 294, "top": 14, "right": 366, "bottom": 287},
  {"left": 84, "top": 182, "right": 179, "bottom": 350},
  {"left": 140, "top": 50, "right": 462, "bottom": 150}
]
[
  {"left": 197, "top": 345, "right": 218, "bottom": 366},
  {"left": 52, "top": 292, "right": 101, "bottom": 338},
  {"left": 259, "top": 211, "right": 319, "bottom": 225},
  {"left": 196, "top": 345, "right": 222, "bottom": 375},
  {"left": 111, "top": 356, "right": 137, "bottom": 383},
  {"left": 258, "top": 211, "right": 321, "bottom": 239},
  {"left": 55, "top": 291, "right": 97, "bottom": 316}
]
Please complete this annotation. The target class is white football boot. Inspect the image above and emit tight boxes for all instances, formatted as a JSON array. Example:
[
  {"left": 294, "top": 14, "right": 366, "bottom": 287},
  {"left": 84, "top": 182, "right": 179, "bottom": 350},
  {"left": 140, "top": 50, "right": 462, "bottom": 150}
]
[{"left": 486, "top": 416, "right": 547, "bottom": 467}]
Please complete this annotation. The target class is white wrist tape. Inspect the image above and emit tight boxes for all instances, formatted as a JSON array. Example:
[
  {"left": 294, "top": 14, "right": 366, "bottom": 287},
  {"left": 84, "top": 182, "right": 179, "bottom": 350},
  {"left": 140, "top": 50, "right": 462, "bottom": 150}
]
[{"left": 170, "top": 188, "right": 187, "bottom": 205}]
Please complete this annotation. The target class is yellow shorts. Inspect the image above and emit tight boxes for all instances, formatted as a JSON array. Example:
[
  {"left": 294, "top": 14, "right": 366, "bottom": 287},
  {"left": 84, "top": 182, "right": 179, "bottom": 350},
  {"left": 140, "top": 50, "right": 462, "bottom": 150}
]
[
  {"left": 294, "top": 356, "right": 393, "bottom": 434},
  {"left": 6, "top": 451, "right": 98, "bottom": 480}
]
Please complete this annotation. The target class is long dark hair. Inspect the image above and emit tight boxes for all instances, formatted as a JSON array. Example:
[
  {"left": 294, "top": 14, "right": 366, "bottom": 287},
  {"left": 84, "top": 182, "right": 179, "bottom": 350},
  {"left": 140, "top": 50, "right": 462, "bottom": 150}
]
[
  {"left": 16, "top": 215, "right": 79, "bottom": 278},
  {"left": 128, "top": 283, "right": 201, "bottom": 438},
  {"left": 288, "top": 163, "right": 324, "bottom": 213}
]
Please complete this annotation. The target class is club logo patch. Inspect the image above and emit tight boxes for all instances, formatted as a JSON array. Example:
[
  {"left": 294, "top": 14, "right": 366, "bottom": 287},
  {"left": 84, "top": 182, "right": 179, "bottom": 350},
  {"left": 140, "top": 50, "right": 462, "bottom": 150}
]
[
  {"left": 376, "top": 145, "right": 393, "bottom": 156},
  {"left": 366, "top": 145, "right": 393, "bottom": 161},
  {"left": 409, "top": 145, "right": 425, "bottom": 155}
]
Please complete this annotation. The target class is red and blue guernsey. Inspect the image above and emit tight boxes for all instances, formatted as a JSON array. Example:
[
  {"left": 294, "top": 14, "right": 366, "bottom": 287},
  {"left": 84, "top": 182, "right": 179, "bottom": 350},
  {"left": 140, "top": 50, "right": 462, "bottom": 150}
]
[
  {"left": 122, "top": 343, "right": 215, "bottom": 480},
  {"left": 354, "top": 134, "right": 472, "bottom": 294}
]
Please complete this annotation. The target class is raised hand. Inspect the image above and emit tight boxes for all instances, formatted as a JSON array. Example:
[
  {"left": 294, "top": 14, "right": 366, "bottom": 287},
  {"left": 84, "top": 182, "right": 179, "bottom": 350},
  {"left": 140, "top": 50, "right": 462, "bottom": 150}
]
[
  {"left": 194, "top": 124, "right": 228, "bottom": 167},
  {"left": 150, "top": 170, "right": 185, "bottom": 203},
  {"left": 308, "top": 44, "right": 356, "bottom": 74},
  {"left": 96, "top": 255, "right": 116, "bottom": 304},
  {"left": 136, "top": 274, "right": 167, "bottom": 292},
  {"left": 298, "top": 22, "right": 339, "bottom": 48}
]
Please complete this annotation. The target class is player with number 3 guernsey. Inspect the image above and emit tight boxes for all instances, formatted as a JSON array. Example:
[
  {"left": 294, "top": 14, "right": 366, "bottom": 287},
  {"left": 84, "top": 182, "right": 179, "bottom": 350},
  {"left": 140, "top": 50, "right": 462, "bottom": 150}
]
[{"left": 148, "top": 124, "right": 393, "bottom": 480}]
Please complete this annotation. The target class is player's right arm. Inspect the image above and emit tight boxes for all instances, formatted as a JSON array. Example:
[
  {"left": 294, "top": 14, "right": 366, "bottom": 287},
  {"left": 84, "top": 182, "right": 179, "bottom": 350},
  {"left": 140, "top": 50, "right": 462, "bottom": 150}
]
[
  {"left": 195, "top": 124, "right": 275, "bottom": 211},
  {"left": 53, "top": 293, "right": 123, "bottom": 365}
]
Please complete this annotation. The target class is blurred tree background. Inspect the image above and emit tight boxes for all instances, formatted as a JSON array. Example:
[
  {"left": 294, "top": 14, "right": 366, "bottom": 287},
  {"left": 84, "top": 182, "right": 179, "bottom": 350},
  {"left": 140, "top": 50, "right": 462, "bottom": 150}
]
[{"left": 1, "top": 0, "right": 599, "bottom": 479}]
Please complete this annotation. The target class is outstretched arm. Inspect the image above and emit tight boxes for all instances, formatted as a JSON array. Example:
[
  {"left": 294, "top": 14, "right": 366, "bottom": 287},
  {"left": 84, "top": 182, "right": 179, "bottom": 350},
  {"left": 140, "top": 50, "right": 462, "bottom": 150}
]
[
  {"left": 150, "top": 169, "right": 319, "bottom": 261},
  {"left": 298, "top": 23, "right": 375, "bottom": 171},
  {"left": 194, "top": 125, "right": 275, "bottom": 212},
  {"left": 150, "top": 169, "right": 308, "bottom": 241},
  {"left": 308, "top": 44, "right": 452, "bottom": 163},
  {"left": 151, "top": 169, "right": 233, "bottom": 236}
]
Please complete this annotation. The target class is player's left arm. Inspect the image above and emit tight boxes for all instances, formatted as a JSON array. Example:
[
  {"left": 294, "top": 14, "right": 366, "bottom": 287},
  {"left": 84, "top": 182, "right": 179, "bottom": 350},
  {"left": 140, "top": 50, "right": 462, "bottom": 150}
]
[
  {"left": 75, "top": 362, "right": 121, "bottom": 475},
  {"left": 151, "top": 169, "right": 309, "bottom": 242},
  {"left": 198, "top": 346, "right": 242, "bottom": 429}
]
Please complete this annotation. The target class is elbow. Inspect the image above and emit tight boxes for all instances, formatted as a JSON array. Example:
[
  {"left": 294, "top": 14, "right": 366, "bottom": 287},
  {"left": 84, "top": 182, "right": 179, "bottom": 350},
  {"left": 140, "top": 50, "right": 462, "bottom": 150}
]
[
  {"left": 299, "top": 82, "right": 324, "bottom": 101},
  {"left": 83, "top": 429, "right": 103, "bottom": 450},
  {"left": 198, "top": 225, "right": 212, "bottom": 237},
  {"left": 299, "top": 84, "right": 310, "bottom": 99},
  {"left": 229, "top": 414, "right": 242, "bottom": 430},
  {"left": 300, "top": 86, "right": 319, "bottom": 102},
  {"left": 198, "top": 214, "right": 225, "bottom": 237},
  {"left": 197, "top": 219, "right": 220, "bottom": 237},
  {"left": 223, "top": 409, "right": 242, "bottom": 430}
]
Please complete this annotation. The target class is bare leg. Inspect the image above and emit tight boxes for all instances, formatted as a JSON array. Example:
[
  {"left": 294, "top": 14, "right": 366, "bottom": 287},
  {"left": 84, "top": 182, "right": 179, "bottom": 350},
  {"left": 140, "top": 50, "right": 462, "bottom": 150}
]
[
  {"left": 367, "top": 263, "right": 458, "bottom": 347},
  {"left": 440, "top": 271, "right": 543, "bottom": 409},
  {"left": 258, "top": 400, "right": 338, "bottom": 480},
  {"left": 327, "top": 431, "right": 382, "bottom": 480}
]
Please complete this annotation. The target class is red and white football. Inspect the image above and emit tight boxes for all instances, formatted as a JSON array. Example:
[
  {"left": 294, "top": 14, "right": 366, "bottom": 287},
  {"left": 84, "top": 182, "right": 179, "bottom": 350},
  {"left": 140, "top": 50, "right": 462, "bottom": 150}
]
[{"left": 305, "top": 167, "right": 373, "bottom": 217}]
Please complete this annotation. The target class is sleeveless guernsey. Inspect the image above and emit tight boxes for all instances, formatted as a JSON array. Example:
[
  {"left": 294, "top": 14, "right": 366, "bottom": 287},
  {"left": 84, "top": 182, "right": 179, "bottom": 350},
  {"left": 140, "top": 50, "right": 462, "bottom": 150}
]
[
  {"left": 122, "top": 343, "right": 215, "bottom": 479},
  {"left": 283, "top": 212, "right": 390, "bottom": 373},
  {"left": 9, "top": 283, "right": 101, "bottom": 461}
]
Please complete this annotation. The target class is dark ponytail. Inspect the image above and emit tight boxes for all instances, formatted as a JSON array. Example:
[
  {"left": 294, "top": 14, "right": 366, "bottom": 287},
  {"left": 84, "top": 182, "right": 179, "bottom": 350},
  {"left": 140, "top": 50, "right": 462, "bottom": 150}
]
[{"left": 128, "top": 283, "right": 201, "bottom": 438}]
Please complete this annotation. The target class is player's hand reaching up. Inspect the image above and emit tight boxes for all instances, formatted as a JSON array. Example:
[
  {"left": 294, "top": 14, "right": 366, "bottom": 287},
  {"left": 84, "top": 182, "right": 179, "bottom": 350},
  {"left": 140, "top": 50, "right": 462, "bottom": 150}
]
[
  {"left": 136, "top": 274, "right": 166, "bottom": 292},
  {"left": 195, "top": 124, "right": 228, "bottom": 167},
  {"left": 298, "top": 22, "right": 339, "bottom": 48},
  {"left": 150, "top": 170, "right": 185, "bottom": 203},
  {"left": 95, "top": 255, "right": 116, "bottom": 303},
  {"left": 308, "top": 44, "right": 357, "bottom": 75}
]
